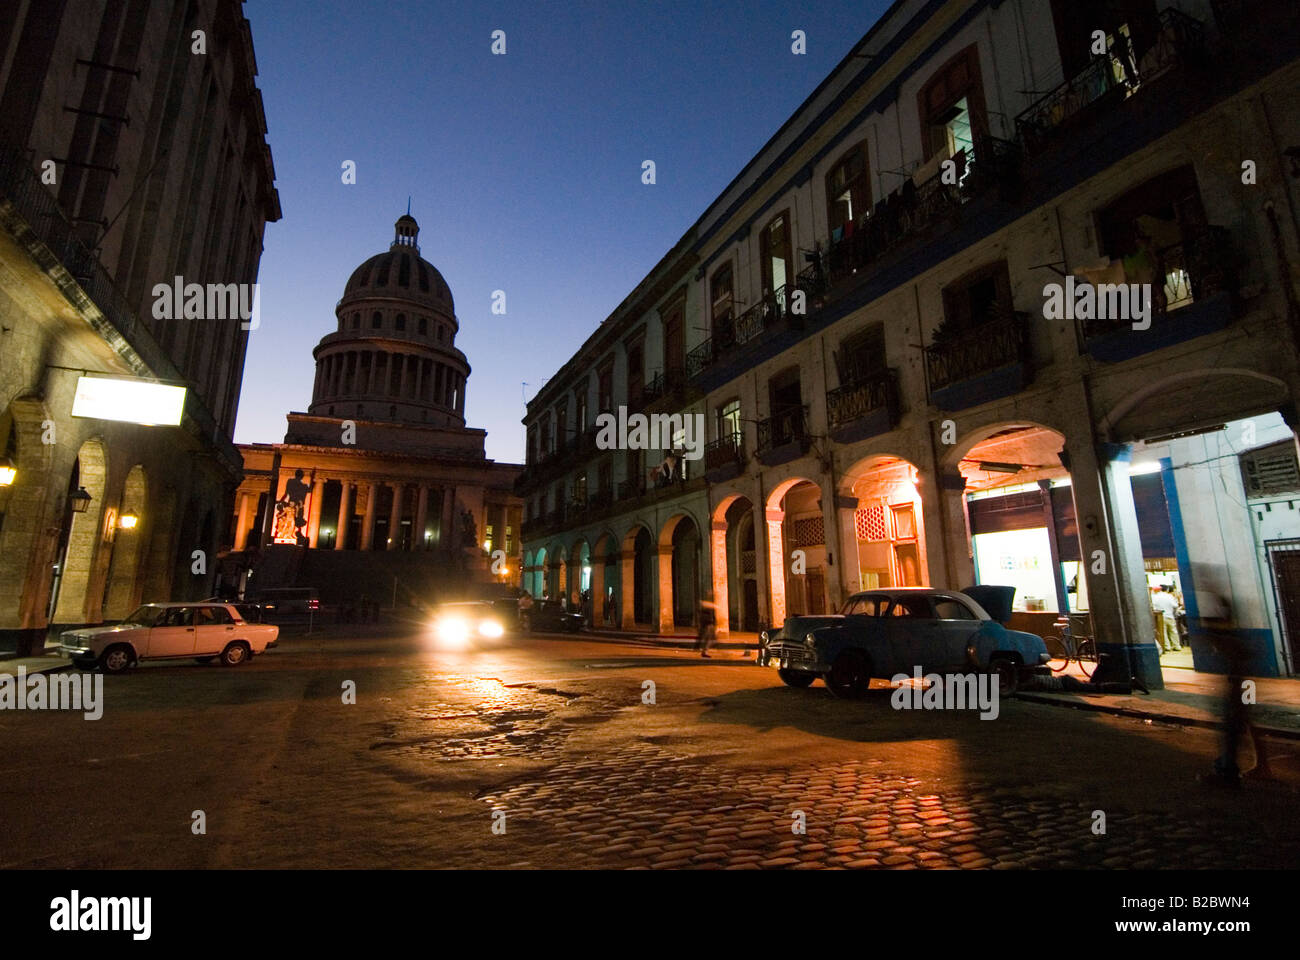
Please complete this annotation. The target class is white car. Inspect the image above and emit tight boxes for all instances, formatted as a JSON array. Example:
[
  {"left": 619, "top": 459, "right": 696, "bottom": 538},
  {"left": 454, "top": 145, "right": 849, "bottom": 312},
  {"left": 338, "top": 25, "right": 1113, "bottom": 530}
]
[{"left": 60, "top": 602, "right": 279, "bottom": 674}]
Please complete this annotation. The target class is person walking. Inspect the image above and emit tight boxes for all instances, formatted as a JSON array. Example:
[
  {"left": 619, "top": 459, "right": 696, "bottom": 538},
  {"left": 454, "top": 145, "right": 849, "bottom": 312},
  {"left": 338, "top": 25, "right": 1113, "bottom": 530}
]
[{"left": 696, "top": 597, "right": 718, "bottom": 658}]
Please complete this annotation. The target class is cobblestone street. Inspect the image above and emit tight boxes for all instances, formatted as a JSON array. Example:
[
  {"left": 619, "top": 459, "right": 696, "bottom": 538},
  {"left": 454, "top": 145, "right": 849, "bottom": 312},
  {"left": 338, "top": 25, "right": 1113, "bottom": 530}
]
[{"left": 3, "top": 629, "right": 1297, "bottom": 870}]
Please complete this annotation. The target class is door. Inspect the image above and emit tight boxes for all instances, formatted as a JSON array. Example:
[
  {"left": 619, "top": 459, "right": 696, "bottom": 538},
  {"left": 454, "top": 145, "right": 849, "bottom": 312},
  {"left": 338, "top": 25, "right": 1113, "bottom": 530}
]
[
  {"left": 931, "top": 596, "right": 983, "bottom": 672},
  {"left": 146, "top": 607, "right": 198, "bottom": 657},
  {"left": 881, "top": 595, "right": 942, "bottom": 675},
  {"left": 195, "top": 605, "right": 238, "bottom": 655},
  {"left": 1267, "top": 541, "right": 1300, "bottom": 674}
]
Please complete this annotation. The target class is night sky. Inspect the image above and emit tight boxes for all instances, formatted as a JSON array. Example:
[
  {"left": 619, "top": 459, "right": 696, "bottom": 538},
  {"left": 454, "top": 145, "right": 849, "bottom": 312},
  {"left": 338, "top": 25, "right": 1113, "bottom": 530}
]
[{"left": 234, "top": 0, "right": 893, "bottom": 462}]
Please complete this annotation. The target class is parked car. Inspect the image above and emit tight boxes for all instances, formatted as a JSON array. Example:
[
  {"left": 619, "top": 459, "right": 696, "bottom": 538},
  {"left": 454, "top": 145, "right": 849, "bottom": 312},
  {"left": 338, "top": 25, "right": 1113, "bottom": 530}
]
[
  {"left": 431, "top": 601, "right": 509, "bottom": 648},
  {"left": 758, "top": 587, "right": 1050, "bottom": 698},
  {"left": 60, "top": 602, "right": 280, "bottom": 673},
  {"left": 522, "top": 599, "right": 584, "bottom": 634}
]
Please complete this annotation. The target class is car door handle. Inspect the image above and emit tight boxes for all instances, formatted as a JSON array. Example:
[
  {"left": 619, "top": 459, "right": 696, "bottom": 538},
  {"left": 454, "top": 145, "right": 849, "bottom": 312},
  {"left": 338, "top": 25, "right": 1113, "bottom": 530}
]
[{"left": 186, "top": 627, "right": 194, "bottom": 632}]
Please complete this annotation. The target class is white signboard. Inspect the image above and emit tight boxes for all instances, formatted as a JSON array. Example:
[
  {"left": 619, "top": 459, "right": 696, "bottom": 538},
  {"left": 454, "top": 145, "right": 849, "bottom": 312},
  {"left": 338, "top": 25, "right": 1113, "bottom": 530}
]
[{"left": 71, "top": 376, "right": 186, "bottom": 426}]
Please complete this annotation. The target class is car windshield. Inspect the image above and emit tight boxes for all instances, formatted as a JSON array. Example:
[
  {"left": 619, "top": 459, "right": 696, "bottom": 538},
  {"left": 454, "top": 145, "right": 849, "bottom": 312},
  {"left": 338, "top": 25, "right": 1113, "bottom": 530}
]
[{"left": 122, "top": 605, "right": 166, "bottom": 627}]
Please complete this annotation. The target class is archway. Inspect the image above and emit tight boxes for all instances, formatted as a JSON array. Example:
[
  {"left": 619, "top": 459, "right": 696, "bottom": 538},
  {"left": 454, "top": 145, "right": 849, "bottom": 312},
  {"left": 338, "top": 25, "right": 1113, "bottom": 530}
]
[
  {"left": 0, "top": 400, "right": 56, "bottom": 649},
  {"left": 838, "top": 454, "right": 927, "bottom": 594},
  {"left": 531, "top": 547, "right": 547, "bottom": 599},
  {"left": 765, "top": 477, "right": 825, "bottom": 627},
  {"left": 620, "top": 523, "right": 654, "bottom": 627},
  {"left": 568, "top": 539, "right": 591, "bottom": 612},
  {"left": 710, "top": 493, "right": 758, "bottom": 636},
  {"left": 103, "top": 464, "right": 148, "bottom": 618},
  {"left": 591, "top": 531, "right": 618, "bottom": 627},
  {"left": 658, "top": 512, "right": 701, "bottom": 632},
  {"left": 51, "top": 439, "right": 108, "bottom": 624}
]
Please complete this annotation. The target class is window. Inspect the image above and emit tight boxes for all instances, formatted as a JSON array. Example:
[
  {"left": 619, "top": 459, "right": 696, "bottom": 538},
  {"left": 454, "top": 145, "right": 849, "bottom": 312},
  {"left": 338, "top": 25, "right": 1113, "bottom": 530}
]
[
  {"left": 541, "top": 413, "right": 553, "bottom": 454},
  {"left": 573, "top": 474, "right": 587, "bottom": 503},
  {"left": 1095, "top": 165, "right": 1209, "bottom": 312},
  {"left": 662, "top": 300, "right": 685, "bottom": 379},
  {"left": 842, "top": 595, "right": 887, "bottom": 616},
  {"left": 597, "top": 460, "right": 612, "bottom": 495},
  {"left": 917, "top": 46, "right": 987, "bottom": 168},
  {"left": 1241, "top": 442, "right": 1300, "bottom": 498},
  {"left": 1050, "top": 0, "right": 1160, "bottom": 79},
  {"left": 834, "top": 325, "right": 886, "bottom": 385},
  {"left": 825, "top": 143, "right": 869, "bottom": 236},
  {"left": 710, "top": 263, "right": 734, "bottom": 332},
  {"left": 372, "top": 311, "right": 382, "bottom": 329},
  {"left": 886, "top": 598, "right": 929, "bottom": 618},
  {"left": 352, "top": 313, "right": 360, "bottom": 329},
  {"left": 939, "top": 261, "right": 1013, "bottom": 338},
  {"left": 575, "top": 390, "right": 587, "bottom": 434},
  {"left": 437, "top": 325, "right": 445, "bottom": 342},
  {"left": 760, "top": 211, "right": 792, "bottom": 295},
  {"left": 418, "top": 316, "right": 427, "bottom": 335},
  {"left": 198, "top": 606, "right": 234, "bottom": 625},
  {"left": 933, "top": 598, "right": 978, "bottom": 620},
  {"left": 556, "top": 403, "right": 567, "bottom": 451},
  {"left": 717, "top": 398, "right": 741, "bottom": 441},
  {"left": 395, "top": 313, "right": 406, "bottom": 331},
  {"left": 598, "top": 362, "right": 614, "bottom": 412},
  {"left": 625, "top": 346, "right": 643, "bottom": 408}
]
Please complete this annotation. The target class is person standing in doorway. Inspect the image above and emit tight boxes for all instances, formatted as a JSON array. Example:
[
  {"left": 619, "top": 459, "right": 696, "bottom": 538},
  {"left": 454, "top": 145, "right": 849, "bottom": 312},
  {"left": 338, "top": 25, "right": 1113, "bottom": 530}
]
[{"left": 1151, "top": 583, "right": 1181, "bottom": 654}]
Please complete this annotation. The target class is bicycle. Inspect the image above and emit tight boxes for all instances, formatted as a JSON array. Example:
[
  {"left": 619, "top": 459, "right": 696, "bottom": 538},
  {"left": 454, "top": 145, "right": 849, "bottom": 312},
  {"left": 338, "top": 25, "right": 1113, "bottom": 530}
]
[{"left": 1044, "top": 614, "right": 1097, "bottom": 678}]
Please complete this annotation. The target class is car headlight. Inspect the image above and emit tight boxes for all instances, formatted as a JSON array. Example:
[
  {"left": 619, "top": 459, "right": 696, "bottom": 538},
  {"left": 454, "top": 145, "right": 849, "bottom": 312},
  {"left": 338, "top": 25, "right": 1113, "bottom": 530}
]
[
  {"left": 805, "top": 633, "right": 818, "bottom": 647},
  {"left": 760, "top": 631, "right": 769, "bottom": 644},
  {"left": 478, "top": 619, "right": 504, "bottom": 639},
  {"left": 435, "top": 617, "right": 470, "bottom": 646}
]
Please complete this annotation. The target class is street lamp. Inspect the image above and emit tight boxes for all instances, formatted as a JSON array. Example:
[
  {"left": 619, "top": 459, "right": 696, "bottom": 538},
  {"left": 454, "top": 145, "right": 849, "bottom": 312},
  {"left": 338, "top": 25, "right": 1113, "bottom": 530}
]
[
  {"left": 0, "top": 456, "right": 15, "bottom": 486},
  {"left": 69, "top": 486, "right": 92, "bottom": 513},
  {"left": 119, "top": 513, "right": 139, "bottom": 530}
]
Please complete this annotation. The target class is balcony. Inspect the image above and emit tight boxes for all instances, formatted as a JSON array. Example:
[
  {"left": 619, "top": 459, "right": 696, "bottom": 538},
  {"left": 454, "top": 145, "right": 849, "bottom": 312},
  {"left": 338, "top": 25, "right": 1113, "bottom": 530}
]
[
  {"left": 1077, "top": 226, "right": 1237, "bottom": 362},
  {"left": 1015, "top": 8, "right": 1207, "bottom": 156},
  {"left": 687, "top": 280, "right": 816, "bottom": 380},
  {"left": 617, "top": 477, "right": 646, "bottom": 501},
  {"left": 925, "top": 311, "right": 1031, "bottom": 412},
  {"left": 756, "top": 405, "right": 811, "bottom": 467},
  {"left": 826, "top": 368, "right": 900, "bottom": 444},
  {"left": 704, "top": 432, "right": 745, "bottom": 483}
]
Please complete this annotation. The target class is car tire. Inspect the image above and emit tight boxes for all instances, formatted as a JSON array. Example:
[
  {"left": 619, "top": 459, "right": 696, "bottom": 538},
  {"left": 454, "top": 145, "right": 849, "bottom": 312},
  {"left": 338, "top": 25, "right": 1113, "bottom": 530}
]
[
  {"left": 99, "top": 644, "right": 134, "bottom": 674},
  {"left": 219, "top": 642, "right": 250, "bottom": 667},
  {"left": 990, "top": 658, "right": 1019, "bottom": 696},
  {"left": 777, "top": 668, "right": 816, "bottom": 688},
  {"left": 824, "top": 651, "right": 872, "bottom": 699},
  {"left": 194, "top": 656, "right": 216, "bottom": 663}
]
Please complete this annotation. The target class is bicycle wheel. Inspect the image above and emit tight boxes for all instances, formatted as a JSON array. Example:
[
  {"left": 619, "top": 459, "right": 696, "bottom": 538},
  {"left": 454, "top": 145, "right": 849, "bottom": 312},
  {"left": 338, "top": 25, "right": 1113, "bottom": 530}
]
[
  {"left": 1075, "top": 637, "right": 1097, "bottom": 679},
  {"left": 1044, "top": 633, "right": 1071, "bottom": 673}
]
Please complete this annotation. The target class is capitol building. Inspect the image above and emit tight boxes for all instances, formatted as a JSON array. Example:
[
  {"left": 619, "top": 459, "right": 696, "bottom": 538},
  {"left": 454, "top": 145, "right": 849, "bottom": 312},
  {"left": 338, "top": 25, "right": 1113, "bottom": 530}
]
[{"left": 225, "top": 213, "right": 522, "bottom": 602}]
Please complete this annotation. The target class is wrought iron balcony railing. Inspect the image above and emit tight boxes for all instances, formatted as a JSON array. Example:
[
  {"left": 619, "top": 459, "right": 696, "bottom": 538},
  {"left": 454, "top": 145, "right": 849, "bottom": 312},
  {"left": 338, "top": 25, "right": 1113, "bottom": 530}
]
[
  {"left": 1015, "top": 8, "right": 1206, "bottom": 155},
  {"left": 756, "top": 405, "right": 810, "bottom": 455},
  {"left": 826, "top": 368, "right": 898, "bottom": 431},
  {"left": 1077, "top": 225, "right": 1235, "bottom": 342},
  {"left": 925, "top": 311, "right": 1030, "bottom": 393},
  {"left": 704, "top": 431, "right": 745, "bottom": 472}
]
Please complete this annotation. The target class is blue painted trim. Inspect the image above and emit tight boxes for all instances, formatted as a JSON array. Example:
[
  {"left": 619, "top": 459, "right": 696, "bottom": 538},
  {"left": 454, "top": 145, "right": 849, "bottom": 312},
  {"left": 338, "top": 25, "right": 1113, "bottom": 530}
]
[{"left": 1162, "top": 457, "right": 1197, "bottom": 622}]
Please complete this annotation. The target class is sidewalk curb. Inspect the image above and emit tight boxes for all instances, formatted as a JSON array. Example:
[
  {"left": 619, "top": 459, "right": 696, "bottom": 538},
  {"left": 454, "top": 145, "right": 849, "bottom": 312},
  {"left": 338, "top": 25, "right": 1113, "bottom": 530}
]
[
  {"left": 1016, "top": 690, "right": 1300, "bottom": 740},
  {"left": 560, "top": 629, "right": 758, "bottom": 653},
  {"left": 1, "top": 658, "right": 74, "bottom": 676}
]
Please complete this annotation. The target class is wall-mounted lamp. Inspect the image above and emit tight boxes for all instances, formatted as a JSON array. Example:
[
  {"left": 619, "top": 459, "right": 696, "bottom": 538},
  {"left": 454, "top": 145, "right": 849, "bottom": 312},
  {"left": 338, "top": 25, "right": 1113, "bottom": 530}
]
[
  {"left": 0, "top": 456, "right": 16, "bottom": 486},
  {"left": 118, "top": 513, "right": 139, "bottom": 530},
  {"left": 70, "top": 486, "right": 92, "bottom": 513}
]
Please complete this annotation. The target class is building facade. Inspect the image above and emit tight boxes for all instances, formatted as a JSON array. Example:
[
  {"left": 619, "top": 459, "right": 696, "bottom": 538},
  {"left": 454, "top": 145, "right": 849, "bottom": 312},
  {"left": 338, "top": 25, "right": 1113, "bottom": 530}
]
[
  {"left": 227, "top": 214, "right": 522, "bottom": 606},
  {"left": 0, "top": 0, "right": 279, "bottom": 654},
  {"left": 518, "top": 0, "right": 1300, "bottom": 686}
]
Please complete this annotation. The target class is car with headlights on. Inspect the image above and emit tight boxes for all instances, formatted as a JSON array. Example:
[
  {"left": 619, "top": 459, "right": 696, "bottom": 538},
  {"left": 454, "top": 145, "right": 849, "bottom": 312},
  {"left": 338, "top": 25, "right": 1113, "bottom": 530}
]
[
  {"left": 59, "top": 602, "right": 279, "bottom": 674},
  {"left": 431, "top": 601, "right": 509, "bottom": 647},
  {"left": 758, "top": 587, "right": 1049, "bottom": 698}
]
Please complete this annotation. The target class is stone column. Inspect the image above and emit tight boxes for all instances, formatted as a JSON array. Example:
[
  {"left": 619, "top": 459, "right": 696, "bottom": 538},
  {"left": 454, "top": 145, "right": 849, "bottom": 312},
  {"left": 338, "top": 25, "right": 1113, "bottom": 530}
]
[
  {"left": 360, "top": 482, "right": 377, "bottom": 551},
  {"left": 833, "top": 496, "right": 861, "bottom": 596},
  {"left": 655, "top": 544, "right": 674, "bottom": 634},
  {"left": 710, "top": 519, "right": 730, "bottom": 638},
  {"left": 307, "top": 477, "right": 326, "bottom": 548},
  {"left": 621, "top": 547, "right": 636, "bottom": 628},
  {"left": 766, "top": 508, "right": 788, "bottom": 628},
  {"left": 387, "top": 483, "right": 403, "bottom": 550},
  {"left": 1066, "top": 435, "right": 1162, "bottom": 688},
  {"left": 414, "top": 485, "right": 429, "bottom": 551},
  {"left": 414, "top": 358, "right": 423, "bottom": 402},
  {"left": 234, "top": 493, "right": 251, "bottom": 551},
  {"left": 399, "top": 355, "right": 409, "bottom": 398},
  {"left": 590, "top": 553, "right": 606, "bottom": 626},
  {"left": 335, "top": 482, "right": 352, "bottom": 550}
]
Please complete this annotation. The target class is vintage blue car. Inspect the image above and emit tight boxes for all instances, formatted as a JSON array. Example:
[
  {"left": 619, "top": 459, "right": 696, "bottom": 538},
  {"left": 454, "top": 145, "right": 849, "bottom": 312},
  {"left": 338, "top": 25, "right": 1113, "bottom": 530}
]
[{"left": 758, "top": 587, "right": 1050, "bottom": 698}]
